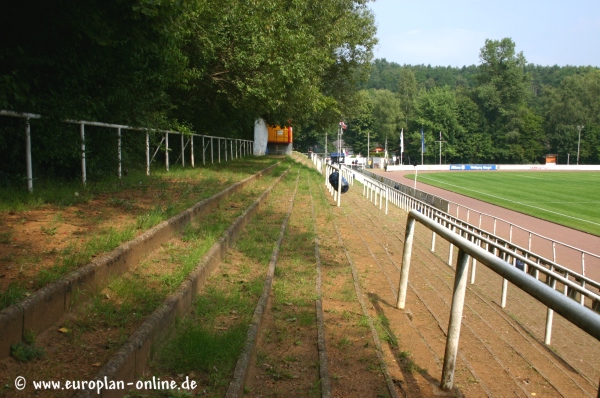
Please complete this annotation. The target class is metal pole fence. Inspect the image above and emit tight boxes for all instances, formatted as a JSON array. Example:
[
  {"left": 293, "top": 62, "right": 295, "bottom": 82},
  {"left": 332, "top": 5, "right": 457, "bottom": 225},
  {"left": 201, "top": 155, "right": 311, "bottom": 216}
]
[{"left": 1, "top": 110, "right": 254, "bottom": 192}]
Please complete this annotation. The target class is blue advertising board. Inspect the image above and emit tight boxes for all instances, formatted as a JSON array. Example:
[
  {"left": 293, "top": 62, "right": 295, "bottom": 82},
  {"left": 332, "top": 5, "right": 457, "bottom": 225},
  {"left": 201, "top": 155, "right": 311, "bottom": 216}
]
[{"left": 449, "top": 164, "right": 497, "bottom": 171}]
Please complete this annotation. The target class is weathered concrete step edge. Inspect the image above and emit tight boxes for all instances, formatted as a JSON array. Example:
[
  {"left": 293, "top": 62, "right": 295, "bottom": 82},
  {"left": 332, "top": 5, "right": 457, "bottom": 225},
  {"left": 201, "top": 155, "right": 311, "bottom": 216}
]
[
  {"left": 225, "top": 172, "right": 299, "bottom": 398},
  {"left": 75, "top": 166, "right": 292, "bottom": 398},
  {"left": 0, "top": 162, "right": 279, "bottom": 360}
]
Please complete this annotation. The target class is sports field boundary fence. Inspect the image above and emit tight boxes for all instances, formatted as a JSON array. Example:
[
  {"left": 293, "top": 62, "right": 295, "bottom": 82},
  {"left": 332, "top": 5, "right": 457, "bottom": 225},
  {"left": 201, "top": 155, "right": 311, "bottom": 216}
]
[
  {"left": 399, "top": 209, "right": 600, "bottom": 392},
  {"left": 1, "top": 110, "right": 254, "bottom": 193}
]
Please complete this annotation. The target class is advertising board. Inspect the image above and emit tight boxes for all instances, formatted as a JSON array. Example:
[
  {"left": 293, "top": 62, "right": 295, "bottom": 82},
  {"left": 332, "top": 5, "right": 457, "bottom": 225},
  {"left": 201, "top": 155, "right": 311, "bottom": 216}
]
[{"left": 449, "top": 164, "right": 497, "bottom": 171}]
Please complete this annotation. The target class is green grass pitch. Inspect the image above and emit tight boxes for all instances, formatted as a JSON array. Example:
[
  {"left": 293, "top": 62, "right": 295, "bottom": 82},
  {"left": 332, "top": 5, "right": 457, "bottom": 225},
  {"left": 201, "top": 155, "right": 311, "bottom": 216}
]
[{"left": 406, "top": 171, "right": 600, "bottom": 237}]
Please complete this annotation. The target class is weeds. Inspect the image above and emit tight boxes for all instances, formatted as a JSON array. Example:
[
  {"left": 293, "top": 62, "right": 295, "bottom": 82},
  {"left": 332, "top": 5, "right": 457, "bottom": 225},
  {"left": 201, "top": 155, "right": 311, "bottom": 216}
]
[
  {"left": 40, "top": 225, "right": 57, "bottom": 236},
  {"left": 0, "top": 231, "right": 13, "bottom": 243},
  {"left": 0, "top": 282, "right": 27, "bottom": 309},
  {"left": 10, "top": 331, "right": 44, "bottom": 362}
]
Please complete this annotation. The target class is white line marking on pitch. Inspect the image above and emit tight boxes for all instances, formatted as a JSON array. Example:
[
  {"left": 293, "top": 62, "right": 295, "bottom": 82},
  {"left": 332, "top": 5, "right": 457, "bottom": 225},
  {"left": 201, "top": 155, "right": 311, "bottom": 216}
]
[
  {"left": 512, "top": 174, "right": 550, "bottom": 180},
  {"left": 420, "top": 176, "right": 600, "bottom": 227}
]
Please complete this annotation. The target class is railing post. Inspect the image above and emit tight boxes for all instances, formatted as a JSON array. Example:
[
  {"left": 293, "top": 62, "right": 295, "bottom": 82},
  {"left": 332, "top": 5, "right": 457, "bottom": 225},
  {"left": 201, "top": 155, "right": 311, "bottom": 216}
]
[
  {"left": 431, "top": 215, "right": 437, "bottom": 252},
  {"left": 191, "top": 136, "right": 195, "bottom": 167},
  {"left": 25, "top": 117, "right": 33, "bottom": 192},
  {"left": 397, "top": 216, "right": 416, "bottom": 309},
  {"left": 581, "top": 252, "right": 586, "bottom": 306},
  {"left": 146, "top": 132, "right": 150, "bottom": 176},
  {"left": 385, "top": 187, "right": 388, "bottom": 215},
  {"left": 181, "top": 133, "right": 185, "bottom": 167},
  {"left": 211, "top": 137, "right": 214, "bottom": 164},
  {"left": 501, "top": 278, "right": 509, "bottom": 308},
  {"left": 501, "top": 247, "right": 508, "bottom": 308},
  {"left": 165, "top": 132, "right": 169, "bottom": 171},
  {"left": 337, "top": 165, "right": 341, "bottom": 207},
  {"left": 118, "top": 127, "right": 122, "bottom": 178},
  {"left": 441, "top": 248, "right": 470, "bottom": 391},
  {"left": 470, "top": 238, "right": 479, "bottom": 284},
  {"left": 80, "top": 123, "right": 86, "bottom": 185},
  {"left": 545, "top": 275, "right": 557, "bottom": 345},
  {"left": 448, "top": 226, "right": 455, "bottom": 266}
]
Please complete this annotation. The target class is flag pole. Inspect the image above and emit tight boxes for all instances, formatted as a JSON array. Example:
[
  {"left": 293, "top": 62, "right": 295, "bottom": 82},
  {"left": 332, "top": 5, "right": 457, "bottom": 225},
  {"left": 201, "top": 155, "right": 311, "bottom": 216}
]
[
  {"left": 421, "top": 125, "right": 424, "bottom": 165},
  {"left": 435, "top": 131, "right": 446, "bottom": 165},
  {"left": 400, "top": 128, "right": 404, "bottom": 166}
]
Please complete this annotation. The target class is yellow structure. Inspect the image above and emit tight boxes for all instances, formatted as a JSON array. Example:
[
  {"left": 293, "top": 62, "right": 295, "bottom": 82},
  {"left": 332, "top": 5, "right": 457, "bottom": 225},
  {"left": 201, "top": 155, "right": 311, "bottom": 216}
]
[{"left": 267, "top": 125, "right": 293, "bottom": 144}]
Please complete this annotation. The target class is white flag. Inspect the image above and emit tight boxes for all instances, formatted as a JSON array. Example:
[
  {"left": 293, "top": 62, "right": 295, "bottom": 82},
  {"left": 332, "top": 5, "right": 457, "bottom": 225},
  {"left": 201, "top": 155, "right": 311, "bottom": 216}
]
[{"left": 400, "top": 128, "right": 404, "bottom": 153}]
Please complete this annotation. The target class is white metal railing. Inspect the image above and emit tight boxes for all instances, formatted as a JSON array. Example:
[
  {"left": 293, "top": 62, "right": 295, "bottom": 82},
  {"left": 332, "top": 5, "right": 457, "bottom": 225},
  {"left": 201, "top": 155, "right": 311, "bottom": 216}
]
[
  {"left": 398, "top": 209, "right": 600, "bottom": 392},
  {"left": 323, "top": 161, "right": 354, "bottom": 207},
  {"left": 355, "top": 169, "right": 600, "bottom": 345},
  {"left": 1, "top": 110, "right": 254, "bottom": 192}
]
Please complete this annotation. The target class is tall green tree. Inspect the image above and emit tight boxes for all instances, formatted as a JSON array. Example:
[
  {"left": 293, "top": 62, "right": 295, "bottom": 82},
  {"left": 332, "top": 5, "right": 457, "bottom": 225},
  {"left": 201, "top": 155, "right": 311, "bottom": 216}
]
[
  {"left": 414, "top": 86, "right": 462, "bottom": 163},
  {"left": 454, "top": 93, "right": 493, "bottom": 163},
  {"left": 474, "top": 38, "right": 530, "bottom": 127},
  {"left": 368, "top": 89, "right": 403, "bottom": 153},
  {"left": 397, "top": 69, "right": 418, "bottom": 128},
  {"left": 343, "top": 90, "right": 373, "bottom": 156},
  {"left": 544, "top": 70, "right": 600, "bottom": 163},
  {"left": 474, "top": 38, "right": 531, "bottom": 161}
]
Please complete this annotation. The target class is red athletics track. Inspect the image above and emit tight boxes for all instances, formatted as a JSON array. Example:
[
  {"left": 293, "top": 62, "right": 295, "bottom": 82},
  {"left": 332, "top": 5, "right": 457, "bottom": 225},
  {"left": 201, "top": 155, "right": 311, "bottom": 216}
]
[{"left": 375, "top": 169, "right": 600, "bottom": 283}]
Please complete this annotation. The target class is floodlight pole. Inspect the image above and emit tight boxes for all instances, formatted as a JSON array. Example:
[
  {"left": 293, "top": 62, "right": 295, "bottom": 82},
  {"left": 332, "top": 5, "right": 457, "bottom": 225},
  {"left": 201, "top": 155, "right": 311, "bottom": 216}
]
[{"left": 577, "top": 125, "right": 584, "bottom": 165}]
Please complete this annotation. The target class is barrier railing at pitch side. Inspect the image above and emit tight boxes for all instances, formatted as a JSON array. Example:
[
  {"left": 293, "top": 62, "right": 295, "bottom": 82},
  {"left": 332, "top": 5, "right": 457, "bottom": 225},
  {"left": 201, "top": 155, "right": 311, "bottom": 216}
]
[
  {"left": 398, "top": 209, "right": 600, "bottom": 392},
  {"left": 323, "top": 161, "right": 354, "bottom": 207},
  {"left": 359, "top": 168, "right": 600, "bottom": 285},
  {"left": 311, "top": 152, "right": 325, "bottom": 175},
  {"left": 1, "top": 110, "right": 254, "bottom": 192},
  {"left": 356, "top": 169, "right": 600, "bottom": 345}
]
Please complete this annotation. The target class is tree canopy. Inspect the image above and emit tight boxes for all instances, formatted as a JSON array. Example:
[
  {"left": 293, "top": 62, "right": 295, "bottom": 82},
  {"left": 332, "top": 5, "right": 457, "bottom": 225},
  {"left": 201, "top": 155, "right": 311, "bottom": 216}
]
[
  {"left": 0, "top": 0, "right": 376, "bottom": 132},
  {"left": 341, "top": 38, "right": 600, "bottom": 165},
  {"left": 0, "top": 0, "right": 377, "bottom": 180}
]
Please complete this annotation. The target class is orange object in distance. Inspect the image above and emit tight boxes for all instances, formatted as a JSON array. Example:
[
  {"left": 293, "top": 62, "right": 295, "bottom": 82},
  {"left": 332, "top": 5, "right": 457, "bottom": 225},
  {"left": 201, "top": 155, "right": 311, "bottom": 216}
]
[{"left": 267, "top": 124, "right": 293, "bottom": 144}]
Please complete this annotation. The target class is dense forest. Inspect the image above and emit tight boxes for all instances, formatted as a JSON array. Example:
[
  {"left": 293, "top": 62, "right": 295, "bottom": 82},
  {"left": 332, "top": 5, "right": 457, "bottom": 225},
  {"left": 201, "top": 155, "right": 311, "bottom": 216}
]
[
  {"left": 333, "top": 38, "right": 600, "bottom": 165},
  {"left": 0, "top": 0, "right": 376, "bottom": 182}
]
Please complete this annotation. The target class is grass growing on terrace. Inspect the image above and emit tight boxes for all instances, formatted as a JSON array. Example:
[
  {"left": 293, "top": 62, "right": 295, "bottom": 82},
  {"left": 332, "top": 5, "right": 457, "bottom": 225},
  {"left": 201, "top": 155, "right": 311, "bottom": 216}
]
[{"left": 408, "top": 171, "right": 600, "bottom": 236}]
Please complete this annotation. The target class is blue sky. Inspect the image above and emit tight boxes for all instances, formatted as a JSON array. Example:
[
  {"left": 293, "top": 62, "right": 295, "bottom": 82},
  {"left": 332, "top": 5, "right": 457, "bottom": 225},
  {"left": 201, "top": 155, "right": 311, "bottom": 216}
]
[{"left": 368, "top": 0, "right": 600, "bottom": 67}]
